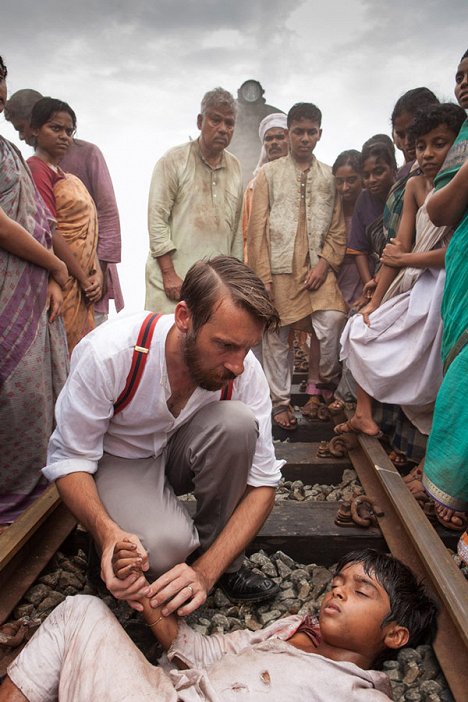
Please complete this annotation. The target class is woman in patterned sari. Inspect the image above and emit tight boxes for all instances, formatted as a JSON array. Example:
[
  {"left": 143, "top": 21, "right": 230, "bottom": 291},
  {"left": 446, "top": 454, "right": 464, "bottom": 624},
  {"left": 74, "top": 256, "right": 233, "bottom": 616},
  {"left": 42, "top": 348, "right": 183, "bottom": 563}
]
[
  {"left": 27, "top": 98, "right": 101, "bottom": 354},
  {"left": 423, "top": 50, "right": 468, "bottom": 558},
  {"left": 0, "top": 56, "right": 69, "bottom": 524}
]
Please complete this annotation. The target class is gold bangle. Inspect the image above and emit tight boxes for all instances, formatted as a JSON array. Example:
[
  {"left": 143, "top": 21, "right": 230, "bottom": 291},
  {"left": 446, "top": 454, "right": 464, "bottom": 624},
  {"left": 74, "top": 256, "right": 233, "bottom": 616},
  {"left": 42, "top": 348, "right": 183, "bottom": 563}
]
[{"left": 146, "top": 615, "right": 164, "bottom": 628}]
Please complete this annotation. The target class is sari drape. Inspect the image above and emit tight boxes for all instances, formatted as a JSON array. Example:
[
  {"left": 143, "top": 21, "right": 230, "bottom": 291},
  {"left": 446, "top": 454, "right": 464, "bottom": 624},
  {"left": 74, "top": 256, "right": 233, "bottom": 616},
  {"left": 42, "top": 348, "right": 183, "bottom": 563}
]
[
  {"left": 422, "top": 119, "right": 468, "bottom": 511},
  {"left": 0, "top": 137, "right": 68, "bottom": 523},
  {"left": 54, "top": 173, "right": 98, "bottom": 353}
]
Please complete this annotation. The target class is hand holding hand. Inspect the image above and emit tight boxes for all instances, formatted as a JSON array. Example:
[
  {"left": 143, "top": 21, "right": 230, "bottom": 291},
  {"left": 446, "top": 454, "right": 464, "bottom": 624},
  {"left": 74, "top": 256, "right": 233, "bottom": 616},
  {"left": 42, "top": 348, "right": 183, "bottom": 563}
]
[
  {"left": 82, "top": 266, "right": 104, "bottom": 303},
  {"left": 149, "top": 562, "right": 209, "bottom": 617},
  {"left": 102, "top": 531, "right": 151, "bottom": 611},
  {"left": 381, "top": 238, "right": 406, "bottom": 268}
]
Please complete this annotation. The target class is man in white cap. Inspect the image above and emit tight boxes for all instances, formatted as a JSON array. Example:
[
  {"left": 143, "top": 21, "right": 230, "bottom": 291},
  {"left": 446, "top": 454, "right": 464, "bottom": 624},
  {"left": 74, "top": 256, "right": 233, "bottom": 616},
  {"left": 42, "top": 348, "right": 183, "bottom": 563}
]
[{"left": 242, "top": 113, "right": 288, "bottom": 258}]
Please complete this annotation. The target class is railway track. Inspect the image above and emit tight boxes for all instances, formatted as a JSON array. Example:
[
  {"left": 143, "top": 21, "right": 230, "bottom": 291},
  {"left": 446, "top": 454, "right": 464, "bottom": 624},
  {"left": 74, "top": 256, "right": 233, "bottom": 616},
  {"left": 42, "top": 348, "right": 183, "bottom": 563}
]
[{"left": 0, "top": 373, "right": 467, "bottom": 699}]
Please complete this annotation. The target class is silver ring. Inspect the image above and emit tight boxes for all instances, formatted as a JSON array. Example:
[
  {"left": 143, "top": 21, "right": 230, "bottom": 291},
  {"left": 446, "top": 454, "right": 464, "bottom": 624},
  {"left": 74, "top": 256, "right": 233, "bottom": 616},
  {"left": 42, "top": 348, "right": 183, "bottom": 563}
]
[{"left": 187, "top": 585, "right": 194, "bottom": 597}]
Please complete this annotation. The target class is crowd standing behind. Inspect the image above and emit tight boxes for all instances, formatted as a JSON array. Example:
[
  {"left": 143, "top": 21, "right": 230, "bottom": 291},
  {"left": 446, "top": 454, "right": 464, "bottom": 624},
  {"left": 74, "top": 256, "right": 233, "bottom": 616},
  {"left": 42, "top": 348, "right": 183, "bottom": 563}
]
[{"left": 0, "top": 46, "right": 467, "bottom": 700}]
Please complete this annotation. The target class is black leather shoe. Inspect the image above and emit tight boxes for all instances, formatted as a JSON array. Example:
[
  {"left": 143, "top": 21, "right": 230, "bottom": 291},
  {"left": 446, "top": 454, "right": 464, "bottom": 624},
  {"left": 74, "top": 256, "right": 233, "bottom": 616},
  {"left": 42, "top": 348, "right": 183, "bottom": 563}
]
[{"left": 218, "top": 566, "right": 280, "bottom": 603}]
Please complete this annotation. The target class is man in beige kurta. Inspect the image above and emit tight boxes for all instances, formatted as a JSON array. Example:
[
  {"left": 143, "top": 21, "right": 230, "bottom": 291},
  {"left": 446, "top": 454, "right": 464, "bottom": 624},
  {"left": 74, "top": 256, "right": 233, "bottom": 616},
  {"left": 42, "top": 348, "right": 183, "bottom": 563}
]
[
  {"left": 146, "top": 88, "right": 243, "bottom": 313},
  {"left": 248, "top": 102, "right": 347, "bottom": 429}
]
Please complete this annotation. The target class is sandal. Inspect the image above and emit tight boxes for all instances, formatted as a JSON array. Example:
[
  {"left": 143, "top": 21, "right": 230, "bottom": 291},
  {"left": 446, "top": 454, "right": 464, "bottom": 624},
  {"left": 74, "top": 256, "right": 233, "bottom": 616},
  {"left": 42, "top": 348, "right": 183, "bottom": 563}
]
[
  {"left": 388, "top": 450, "right": 410, "bottom": 470},
  {"left": 301, "top": 396, "right": 322, "bottom": 418},
  {"left": 328, "top": 399, "right": 345, "bottom": 415},
  {"left": 434, "top": 504, "right": 468, "bottom": 532},
  {"left": 272, "top": 405, "right": 298, "bottom": 431},
  {"left": 334, "top": 419, "right": 383, "bottom": 439}
]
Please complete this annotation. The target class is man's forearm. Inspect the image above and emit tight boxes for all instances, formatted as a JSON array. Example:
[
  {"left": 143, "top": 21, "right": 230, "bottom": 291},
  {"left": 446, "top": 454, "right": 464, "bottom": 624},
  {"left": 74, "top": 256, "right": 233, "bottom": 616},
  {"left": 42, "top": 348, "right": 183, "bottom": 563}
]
[
  {"left": 56, "top": 472, "right": 118, "bottom": 550},
  {"left": 192, "top": 486, "right": 275, "bottom": 588}
]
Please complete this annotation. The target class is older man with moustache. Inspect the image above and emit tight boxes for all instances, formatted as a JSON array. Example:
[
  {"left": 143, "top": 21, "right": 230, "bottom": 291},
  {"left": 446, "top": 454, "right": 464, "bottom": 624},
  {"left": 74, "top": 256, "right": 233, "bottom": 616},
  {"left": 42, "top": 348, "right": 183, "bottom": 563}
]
[
  {"left": 242, "top": 112, "right": 288, "bottom": 259},
  {"left": 145, "top": 88, "right": 244, "bottom": 313}
]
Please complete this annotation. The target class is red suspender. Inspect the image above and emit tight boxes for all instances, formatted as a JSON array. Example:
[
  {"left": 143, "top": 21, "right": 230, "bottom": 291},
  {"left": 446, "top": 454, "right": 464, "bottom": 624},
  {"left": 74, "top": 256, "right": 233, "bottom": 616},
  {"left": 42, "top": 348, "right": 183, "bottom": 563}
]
[
  {"left": 113, "top": 312, "right": 234, "bottom": 415},
  {"left": 220, "top": 380, "right": 234, "bottom": 400},
  {"left": 113, "top": 313, "right": 161, "bottom": 415}
]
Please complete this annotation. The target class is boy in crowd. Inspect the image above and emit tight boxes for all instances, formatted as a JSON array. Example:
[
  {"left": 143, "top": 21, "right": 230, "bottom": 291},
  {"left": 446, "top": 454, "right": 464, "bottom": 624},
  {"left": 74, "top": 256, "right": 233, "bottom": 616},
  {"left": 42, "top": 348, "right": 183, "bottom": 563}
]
[
  {"left": 1, "top": 548, "right": 438, "bottom": 701},
  {"left": 248, "top": 102, "right": 347, "bottom": 430}
]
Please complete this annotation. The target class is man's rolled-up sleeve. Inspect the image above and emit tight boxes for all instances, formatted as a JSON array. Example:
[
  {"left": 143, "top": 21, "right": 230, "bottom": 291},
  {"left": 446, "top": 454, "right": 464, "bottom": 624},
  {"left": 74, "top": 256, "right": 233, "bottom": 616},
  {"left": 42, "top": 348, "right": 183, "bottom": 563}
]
[
  {"left": 147, "top": 154, "right": 180, "bottom": 259},
  {"left": 236, "top": 356, "right": 284, "bottom": 487},
  {"left": 43, "top": 341, "right": 117, "bottom": 482}
]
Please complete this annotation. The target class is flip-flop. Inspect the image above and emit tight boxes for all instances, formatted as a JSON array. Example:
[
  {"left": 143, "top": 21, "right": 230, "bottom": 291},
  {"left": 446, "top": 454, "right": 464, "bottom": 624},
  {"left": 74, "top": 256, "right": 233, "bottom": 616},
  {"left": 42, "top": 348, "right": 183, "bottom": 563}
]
[
  {"left": 334, "top": 420, "right": 383, "bottom": 439},
  {"left": 434, "top": 505, "right": 468, "bottom": 532},
  {"left": 388, "top": 450, "right": 410, "bottom": 470},
  {"left": 272, "top": 405, "right": 298, "bottom": 431}
]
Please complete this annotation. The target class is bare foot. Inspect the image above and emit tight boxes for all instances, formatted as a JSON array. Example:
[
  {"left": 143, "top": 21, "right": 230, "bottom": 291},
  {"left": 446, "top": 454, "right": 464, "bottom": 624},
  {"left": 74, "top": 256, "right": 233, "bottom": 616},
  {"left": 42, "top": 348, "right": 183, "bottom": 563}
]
[
  {"left": 434, "top": 504, "right": 467, "bottom": 530},
  {"left": 334, "top": 414, "right": 382, "bottom": 438}
]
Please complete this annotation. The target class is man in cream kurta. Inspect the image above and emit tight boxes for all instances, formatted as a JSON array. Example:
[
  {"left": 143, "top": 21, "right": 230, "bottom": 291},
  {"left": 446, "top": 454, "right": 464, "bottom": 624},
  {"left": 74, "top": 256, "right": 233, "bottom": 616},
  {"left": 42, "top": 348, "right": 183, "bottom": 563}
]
[
  {"left": 146, "top": 88, "right": 243, "bottom": 313},
  {"left": 248, "top": 102, "right": 347, "bottom": 429}
]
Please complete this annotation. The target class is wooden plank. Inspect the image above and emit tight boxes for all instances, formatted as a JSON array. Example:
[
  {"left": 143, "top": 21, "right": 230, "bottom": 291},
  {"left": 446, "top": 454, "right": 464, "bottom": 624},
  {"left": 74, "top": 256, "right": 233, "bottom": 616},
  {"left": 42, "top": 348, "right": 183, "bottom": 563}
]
[
  {"left": 0, "top": 503, "right": 76, "bottom": 625},
  {"left": 273, "top": 417, "right": 335, "bottom": 442},
  {"left": 277, "top": 442, "right": 349, "bottom": 484},
  {"left": 184, "top": 501, "right": 387, "bottom": 565},
  {"left": 0, "top": 485, "right": 61, "bottom": 570}
]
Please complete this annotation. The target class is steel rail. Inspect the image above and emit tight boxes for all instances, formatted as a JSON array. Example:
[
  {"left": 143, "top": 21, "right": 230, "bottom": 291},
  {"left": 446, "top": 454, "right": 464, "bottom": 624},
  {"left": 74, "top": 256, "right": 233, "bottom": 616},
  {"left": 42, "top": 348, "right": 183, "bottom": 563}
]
[{"left": 333, "top": 416, "right": 468, "bottom": 702}]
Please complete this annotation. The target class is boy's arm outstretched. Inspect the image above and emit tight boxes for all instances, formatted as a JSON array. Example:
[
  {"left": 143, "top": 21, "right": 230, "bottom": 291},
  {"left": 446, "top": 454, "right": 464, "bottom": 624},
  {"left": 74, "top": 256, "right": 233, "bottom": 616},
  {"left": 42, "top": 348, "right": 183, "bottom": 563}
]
[{"left": 113, "top": 540, "right": 179, "bottom": 652}]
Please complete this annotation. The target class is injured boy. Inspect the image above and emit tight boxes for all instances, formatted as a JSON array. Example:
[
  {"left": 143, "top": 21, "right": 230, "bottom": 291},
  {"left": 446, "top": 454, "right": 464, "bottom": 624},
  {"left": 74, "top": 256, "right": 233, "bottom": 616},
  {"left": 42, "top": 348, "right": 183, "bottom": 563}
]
[{"left": 0, "top": 548, "right": 438, "bottom": 701}]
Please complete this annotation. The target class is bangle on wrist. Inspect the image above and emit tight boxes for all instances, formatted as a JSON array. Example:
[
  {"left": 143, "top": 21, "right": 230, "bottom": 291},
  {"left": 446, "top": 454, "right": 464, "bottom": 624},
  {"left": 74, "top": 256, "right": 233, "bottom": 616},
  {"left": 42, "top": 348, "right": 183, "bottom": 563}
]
[{"left": 146, "top": 615, "right": 164, "bottom": 628}]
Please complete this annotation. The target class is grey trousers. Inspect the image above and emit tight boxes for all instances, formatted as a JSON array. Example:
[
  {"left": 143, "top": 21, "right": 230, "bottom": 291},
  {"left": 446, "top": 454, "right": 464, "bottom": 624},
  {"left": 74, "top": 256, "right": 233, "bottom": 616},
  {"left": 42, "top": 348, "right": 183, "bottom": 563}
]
[
  {"left": 95, "top": 401, "right": 258, "bottom": 578},
  {"left": 262, "top": 310, "right": 347, "bottom": 407}
]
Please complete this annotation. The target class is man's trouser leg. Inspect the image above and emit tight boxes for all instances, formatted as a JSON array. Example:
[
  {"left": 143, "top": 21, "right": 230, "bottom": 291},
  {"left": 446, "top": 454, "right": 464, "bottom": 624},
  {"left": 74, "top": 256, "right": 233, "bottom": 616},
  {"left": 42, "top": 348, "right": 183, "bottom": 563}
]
[
  {"left": 262, "top": 324, "right": 293, "bottom": 408},
  {"left": 310, "top": 310, "right": 347, "bottom": 394},
  {"left": 165, "top": 401, "right": 258, "bottom": 573},
  {"left": 95, "top": 402, "right": 258, "bottom": 578}
]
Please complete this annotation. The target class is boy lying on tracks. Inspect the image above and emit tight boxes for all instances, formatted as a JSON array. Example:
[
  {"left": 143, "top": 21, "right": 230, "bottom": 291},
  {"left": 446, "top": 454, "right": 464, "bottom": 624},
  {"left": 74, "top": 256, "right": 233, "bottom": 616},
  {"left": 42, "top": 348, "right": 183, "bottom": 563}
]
[{"left": 0, "top": 548, "right": 437, "bottom": 701}]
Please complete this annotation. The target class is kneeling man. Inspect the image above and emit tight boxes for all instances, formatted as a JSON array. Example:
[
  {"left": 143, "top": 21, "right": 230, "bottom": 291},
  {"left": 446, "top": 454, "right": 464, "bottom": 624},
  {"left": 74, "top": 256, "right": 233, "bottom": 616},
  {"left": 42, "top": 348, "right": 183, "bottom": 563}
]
[{"left": 44, "top": 256, "right": 282, "bottom": 614}]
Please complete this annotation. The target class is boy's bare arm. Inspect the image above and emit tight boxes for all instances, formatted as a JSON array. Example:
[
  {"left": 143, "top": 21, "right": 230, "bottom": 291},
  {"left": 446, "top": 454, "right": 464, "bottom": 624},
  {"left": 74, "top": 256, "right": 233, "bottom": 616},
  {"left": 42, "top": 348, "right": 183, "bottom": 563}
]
[{"left": 113, "top": 541, "right": 179, "bottom": 652}]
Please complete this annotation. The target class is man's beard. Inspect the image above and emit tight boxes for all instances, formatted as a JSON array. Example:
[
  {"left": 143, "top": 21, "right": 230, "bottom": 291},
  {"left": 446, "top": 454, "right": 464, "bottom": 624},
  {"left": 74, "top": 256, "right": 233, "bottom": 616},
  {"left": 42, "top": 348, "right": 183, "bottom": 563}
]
[{"left": 183, "top": 331, "right": 235, "bottom": 391}]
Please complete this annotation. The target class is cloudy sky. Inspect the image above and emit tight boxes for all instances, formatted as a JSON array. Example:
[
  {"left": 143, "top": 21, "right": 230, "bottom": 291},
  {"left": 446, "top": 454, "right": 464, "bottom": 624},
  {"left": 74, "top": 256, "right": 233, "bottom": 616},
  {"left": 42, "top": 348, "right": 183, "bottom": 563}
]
[{"left": 1, "top": 0, "right": 467, "bottom": 313}]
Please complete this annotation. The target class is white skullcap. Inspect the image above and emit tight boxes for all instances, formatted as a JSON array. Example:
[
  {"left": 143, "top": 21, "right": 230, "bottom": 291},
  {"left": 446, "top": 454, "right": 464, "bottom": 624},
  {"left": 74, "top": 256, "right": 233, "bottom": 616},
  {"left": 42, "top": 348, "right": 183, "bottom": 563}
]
[
  {"left": 258, "top": 112, "right": 287, "bottom": 143},
  {"left": 253, "top": 113, "right": 288, "bottom": 175}
]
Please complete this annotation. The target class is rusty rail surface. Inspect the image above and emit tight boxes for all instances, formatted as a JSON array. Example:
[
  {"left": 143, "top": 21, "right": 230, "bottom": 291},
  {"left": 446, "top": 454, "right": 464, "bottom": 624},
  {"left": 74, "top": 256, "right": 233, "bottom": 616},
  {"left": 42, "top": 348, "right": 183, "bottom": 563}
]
[{"left": 330, "top": 413, "right": 468, "bottom": 702}]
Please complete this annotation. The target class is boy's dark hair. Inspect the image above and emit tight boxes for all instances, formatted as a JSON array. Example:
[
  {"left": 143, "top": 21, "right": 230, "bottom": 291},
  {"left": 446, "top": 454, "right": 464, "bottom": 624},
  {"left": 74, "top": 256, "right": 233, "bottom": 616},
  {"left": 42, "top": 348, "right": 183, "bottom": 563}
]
[
  {"left": 408, "top": 102, "right": 466, "bottom": 142},
  {"left": 30, "top": 97, "right": 77, "bottom": 131},
  {"left": 0, "top": 55, "right": 7, "bottom": 80},
  {"left": 332, "top": 149, "right": 361, "bottom": 175},
  {"left": 360, "top": 141, "right": 397, "bottom": 172},
  {"left": 391, "top": 87, "right": 439, "bottom": 127},
  {"left": 336, "top": 549, "right": 439, "bottom": 648},
  {"left": 461, "top": 49, "right": 468, "bottom": 61},
  {"left": 180, "top": 255, "right": 279, "bottom": 335},
  {"left": 362, "top": 133, "right": 395, "bottom": 156},
  {"left": 287, "top": 102, "right": 322, "bottom": 128}
]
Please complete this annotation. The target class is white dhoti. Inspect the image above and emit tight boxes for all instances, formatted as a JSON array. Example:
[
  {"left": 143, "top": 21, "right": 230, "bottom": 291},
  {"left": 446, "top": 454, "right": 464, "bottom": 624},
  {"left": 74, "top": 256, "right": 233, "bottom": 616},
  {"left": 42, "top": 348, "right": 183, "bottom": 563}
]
[{"left": 340, "top": 267, "right": 446, "bottom": 434}]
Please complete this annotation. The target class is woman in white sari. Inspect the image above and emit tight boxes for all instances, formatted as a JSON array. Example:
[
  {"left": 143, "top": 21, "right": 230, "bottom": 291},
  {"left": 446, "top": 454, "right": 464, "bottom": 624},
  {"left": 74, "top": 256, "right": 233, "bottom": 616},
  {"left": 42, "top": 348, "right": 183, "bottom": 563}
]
[{"left": 337, "top": 104, "right": 466, "bottom": 438}]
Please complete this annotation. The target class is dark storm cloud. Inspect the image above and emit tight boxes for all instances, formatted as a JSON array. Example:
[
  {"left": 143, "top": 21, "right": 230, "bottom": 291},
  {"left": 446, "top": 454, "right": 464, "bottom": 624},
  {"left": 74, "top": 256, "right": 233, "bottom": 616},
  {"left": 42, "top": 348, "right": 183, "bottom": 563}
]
[{"left": 2, "top": 0, "right": 300, "bottom": 38}]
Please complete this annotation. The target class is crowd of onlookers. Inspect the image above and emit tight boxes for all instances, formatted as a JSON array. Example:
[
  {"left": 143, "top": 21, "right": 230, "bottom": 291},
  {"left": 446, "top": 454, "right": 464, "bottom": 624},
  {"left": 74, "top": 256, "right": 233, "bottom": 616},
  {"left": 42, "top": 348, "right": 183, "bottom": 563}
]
[{"left": 0, "top": 49, "right": 467, "bottom": 568}]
